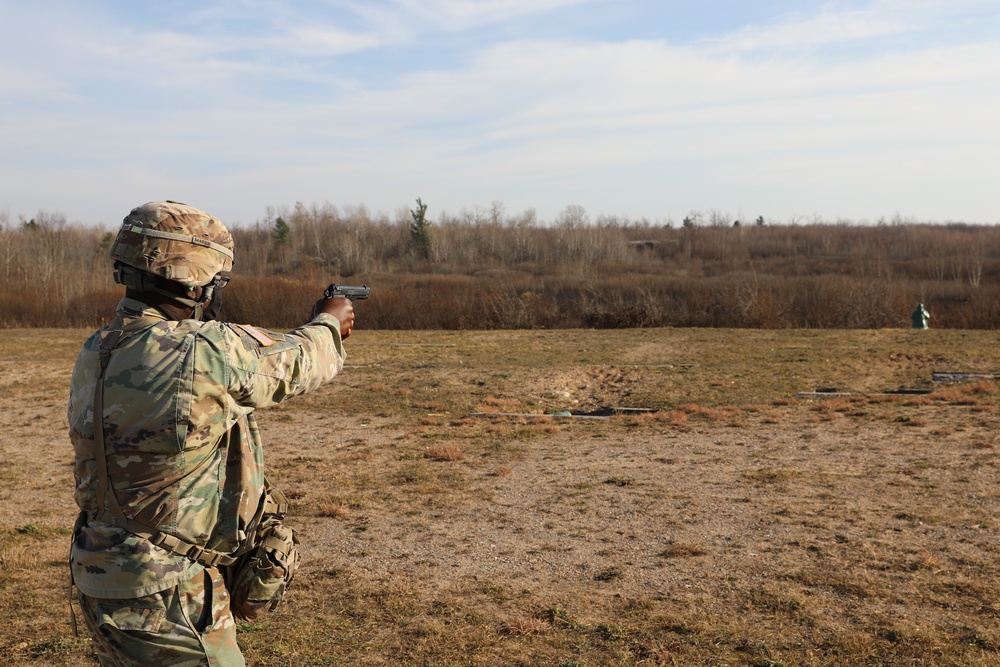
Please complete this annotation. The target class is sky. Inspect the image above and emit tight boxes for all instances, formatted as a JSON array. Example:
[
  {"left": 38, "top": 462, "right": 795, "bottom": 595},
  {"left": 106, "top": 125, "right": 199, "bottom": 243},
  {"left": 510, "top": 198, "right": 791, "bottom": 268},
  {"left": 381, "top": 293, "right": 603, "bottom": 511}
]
[{"left": 1, "top": 0, "right": 998, "bottom": 228}]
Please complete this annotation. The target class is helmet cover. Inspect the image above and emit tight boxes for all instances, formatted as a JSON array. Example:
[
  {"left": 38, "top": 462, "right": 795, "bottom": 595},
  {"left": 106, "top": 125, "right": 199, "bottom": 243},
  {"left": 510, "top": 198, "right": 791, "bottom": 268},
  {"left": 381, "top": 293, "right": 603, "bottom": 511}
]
[{"left": 109, "top": 201, "right": 234, "bottom": 287}]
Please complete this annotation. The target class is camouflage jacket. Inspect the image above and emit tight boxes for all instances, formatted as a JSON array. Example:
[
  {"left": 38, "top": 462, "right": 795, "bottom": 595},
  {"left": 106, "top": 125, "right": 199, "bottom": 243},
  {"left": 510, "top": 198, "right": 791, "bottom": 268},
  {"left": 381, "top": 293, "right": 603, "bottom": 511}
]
[{"left": 69, "top": 297, "right": 345, "bottom": 598}]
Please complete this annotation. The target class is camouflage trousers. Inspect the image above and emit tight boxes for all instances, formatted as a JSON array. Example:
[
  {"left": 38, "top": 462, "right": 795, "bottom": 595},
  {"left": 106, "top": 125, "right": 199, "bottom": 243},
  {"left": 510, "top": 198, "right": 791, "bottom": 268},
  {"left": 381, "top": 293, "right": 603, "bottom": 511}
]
[{"left": 78, "top": 566, "right": 245, "bottom": 667}]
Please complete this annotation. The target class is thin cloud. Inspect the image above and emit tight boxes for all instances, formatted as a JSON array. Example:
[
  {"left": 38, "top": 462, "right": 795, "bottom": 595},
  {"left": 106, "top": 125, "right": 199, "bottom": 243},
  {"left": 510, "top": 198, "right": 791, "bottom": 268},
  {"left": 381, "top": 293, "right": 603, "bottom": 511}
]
[
  {"left": 704, "top": 0, "right": 1000, "bottom": 53},
  {"left": 280, "top": 25, "right": 384, "bottom": 56},
  {"left": 703, "top": 7, "right": 914, "bottom": 52},
  {"left": 391, "top": 0, "right": 606, "bottom": 30}
]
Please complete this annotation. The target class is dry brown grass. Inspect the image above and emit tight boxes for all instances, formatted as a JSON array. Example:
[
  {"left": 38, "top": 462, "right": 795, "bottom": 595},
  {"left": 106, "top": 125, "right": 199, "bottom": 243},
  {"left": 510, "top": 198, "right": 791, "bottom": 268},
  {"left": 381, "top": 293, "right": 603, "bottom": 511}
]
[
  {"left": 424, "top": 444, "right": 466, "bottom": 461},
  {"left": 501, "top": 617, "right": 551, "bottom": 636},
  {"left": 314, "top": 495, "right": 352, "bottom": 519},
  {"left": 658, "top": 542, "right": 709, "bottom": 558},
  {"left": 2, "top": 327, "right": 999, "bottom": 666}
]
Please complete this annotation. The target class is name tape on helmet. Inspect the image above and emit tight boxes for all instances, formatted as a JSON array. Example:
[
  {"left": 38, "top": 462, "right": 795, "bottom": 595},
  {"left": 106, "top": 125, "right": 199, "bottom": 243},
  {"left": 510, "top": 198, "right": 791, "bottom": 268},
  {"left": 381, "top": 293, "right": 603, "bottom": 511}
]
[{"left": 123, "top": 224, "right": 234, "bottom": 260}]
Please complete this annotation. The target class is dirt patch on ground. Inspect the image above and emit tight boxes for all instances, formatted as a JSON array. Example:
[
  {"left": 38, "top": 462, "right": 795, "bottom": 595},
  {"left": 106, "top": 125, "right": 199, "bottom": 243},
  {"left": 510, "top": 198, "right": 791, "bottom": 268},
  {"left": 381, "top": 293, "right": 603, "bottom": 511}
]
[{"left": 516, "top": 366, "right": 650, "bottom": 412}]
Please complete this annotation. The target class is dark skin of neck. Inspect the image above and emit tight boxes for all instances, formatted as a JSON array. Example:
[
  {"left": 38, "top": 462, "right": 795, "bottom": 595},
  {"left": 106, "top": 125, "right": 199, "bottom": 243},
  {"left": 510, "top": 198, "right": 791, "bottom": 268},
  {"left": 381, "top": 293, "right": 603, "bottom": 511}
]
[{"left": 125, "top": 286, "right": 207, "bottom": 321}]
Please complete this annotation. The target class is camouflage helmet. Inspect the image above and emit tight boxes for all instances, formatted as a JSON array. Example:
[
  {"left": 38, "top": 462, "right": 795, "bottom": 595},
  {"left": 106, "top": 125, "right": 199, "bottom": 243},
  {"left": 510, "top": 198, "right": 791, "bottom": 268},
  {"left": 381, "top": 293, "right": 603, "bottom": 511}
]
[{"left": 109, "top": 201, "right": 234, "bottom": 287}]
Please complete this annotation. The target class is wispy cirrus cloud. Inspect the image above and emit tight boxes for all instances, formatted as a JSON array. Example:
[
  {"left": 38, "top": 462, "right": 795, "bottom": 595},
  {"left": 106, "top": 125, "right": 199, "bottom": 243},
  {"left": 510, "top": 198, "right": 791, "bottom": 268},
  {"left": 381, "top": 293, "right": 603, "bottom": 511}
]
[
  {"left": 705, "top": 8, "right": 914, "bottom": 52},
  {"left": 390, "top": 0, "right": 604, "bottom": 30},
  {"left": 705, "top": 0, "right": 1000, "bottom": 53}
]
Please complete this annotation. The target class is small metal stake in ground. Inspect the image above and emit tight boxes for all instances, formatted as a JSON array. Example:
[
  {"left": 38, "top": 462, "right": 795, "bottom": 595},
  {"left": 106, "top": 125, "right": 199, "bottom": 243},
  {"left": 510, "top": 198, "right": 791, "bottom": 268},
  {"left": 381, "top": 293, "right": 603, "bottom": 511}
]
[{"left": 469, "top": 406, "right": 656, "bottom": 421}]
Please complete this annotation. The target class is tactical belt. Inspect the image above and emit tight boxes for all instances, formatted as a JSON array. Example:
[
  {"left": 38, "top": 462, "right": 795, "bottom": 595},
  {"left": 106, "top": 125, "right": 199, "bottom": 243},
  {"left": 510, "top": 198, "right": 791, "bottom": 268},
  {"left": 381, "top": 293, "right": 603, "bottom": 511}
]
[{"left": 90, "top": 315, "right": 239, "bottom": 568}]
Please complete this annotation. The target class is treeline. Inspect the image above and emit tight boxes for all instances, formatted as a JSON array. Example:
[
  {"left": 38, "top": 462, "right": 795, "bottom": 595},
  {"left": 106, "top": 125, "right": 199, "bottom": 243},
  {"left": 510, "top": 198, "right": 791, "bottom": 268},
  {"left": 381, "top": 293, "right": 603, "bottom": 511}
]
[{"left": 2, "top": 202, "right": 1000, "bottom": 329}]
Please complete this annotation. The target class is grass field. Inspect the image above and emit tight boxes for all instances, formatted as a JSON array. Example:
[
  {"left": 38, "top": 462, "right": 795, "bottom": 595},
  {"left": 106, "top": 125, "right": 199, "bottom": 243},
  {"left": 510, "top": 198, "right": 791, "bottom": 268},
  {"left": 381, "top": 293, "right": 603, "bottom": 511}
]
[{"left": 1, "top": 327, "right": 998, "bottom": 666}]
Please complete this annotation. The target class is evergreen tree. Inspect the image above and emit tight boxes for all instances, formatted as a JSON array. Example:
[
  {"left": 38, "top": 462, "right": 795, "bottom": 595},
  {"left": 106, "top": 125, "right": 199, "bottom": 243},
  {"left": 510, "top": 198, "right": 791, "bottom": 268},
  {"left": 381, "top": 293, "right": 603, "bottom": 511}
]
[
  {"left": 410, "top": 198, "right": 431, "bottom": 259},
  {"left": 272, "top": 216, "right": 290, "bottom": 245}
]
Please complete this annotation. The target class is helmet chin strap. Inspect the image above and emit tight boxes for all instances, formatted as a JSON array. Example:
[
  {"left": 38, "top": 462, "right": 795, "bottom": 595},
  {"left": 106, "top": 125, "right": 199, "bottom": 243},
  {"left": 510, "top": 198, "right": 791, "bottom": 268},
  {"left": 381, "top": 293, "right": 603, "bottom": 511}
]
[
  {"left": 173, "top": 291, "right": 207, "bottom": 321},
  {"left": 176, "top": 282, "right": 222, "bottom": 321},
  {"left": 114, "top": 263, "right": 219, "bottom": 320}
]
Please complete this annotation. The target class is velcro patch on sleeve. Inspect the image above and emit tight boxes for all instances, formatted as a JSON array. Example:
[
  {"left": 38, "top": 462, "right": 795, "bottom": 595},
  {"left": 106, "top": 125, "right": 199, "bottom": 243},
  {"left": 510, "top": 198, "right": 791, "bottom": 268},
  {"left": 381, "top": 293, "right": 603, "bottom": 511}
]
[{"left": 234, "top": 324, "right": 276, "bottom": 347}]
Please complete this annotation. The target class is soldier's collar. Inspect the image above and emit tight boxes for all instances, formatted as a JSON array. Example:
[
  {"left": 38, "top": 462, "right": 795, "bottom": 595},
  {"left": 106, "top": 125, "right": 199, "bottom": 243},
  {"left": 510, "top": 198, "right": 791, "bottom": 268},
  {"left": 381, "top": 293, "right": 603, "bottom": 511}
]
[{"left": 116, "top": 297, "right": 168, "bottom": 321}]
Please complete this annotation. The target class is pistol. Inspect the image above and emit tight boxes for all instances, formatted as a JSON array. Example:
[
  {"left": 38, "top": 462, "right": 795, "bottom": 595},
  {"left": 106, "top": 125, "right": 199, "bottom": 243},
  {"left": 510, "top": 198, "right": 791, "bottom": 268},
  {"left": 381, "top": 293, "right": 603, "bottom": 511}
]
[{"left": 324, "top": 283, "right": 371, "bottom": 301}]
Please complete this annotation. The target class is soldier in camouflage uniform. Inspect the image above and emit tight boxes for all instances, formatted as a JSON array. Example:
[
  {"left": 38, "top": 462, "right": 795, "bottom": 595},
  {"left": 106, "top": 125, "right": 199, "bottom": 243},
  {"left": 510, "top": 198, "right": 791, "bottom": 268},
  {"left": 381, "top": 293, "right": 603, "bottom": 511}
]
[{"left": 69, "top": 201, "right": 355, "bottom": 666}]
